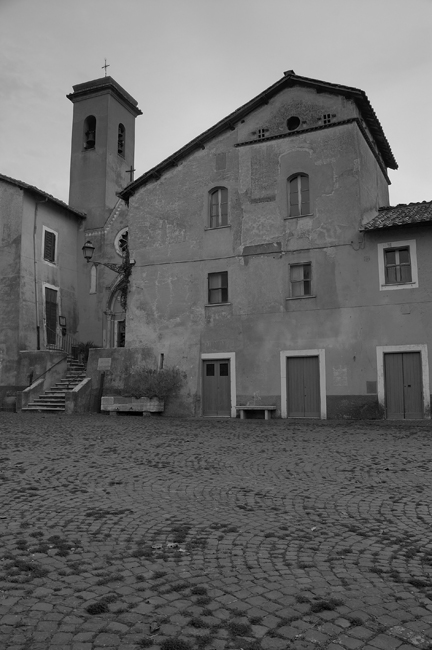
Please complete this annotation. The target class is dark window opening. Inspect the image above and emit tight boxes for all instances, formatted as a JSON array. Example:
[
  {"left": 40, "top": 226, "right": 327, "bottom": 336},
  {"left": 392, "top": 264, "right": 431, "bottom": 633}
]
[
  {"left": 208, "top": 271, "right": 228, "bottom": 304},
  {"left": 206, "top": 364, "right": 215, "bottom": 376},
  {"left": 323, "top": 113, "right": 332, "bottom": 125},
  {"left": 84, "top": 115, "right": 96, "bottom": 150},
  {"left": 287, "top": 116, "right": 301, "bottom": 131},
  {"left": 118, "top": 123, "right": 125, "bottom": 157}
]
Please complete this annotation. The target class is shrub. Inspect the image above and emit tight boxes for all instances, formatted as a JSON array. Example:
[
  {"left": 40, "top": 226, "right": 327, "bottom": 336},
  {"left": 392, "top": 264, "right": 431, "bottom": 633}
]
[
  {"left": 122, "top": 366, "right": 186, "bottom": 402},
  {"left": 76, "top": 341, "right": 97, "bottom": 364}
]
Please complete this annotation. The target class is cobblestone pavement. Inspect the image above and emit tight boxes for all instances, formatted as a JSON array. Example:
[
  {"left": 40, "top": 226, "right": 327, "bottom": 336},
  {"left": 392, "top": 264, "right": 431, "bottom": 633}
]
[{"left": 1, "top": 414, "right": 432, "bottom": 650}]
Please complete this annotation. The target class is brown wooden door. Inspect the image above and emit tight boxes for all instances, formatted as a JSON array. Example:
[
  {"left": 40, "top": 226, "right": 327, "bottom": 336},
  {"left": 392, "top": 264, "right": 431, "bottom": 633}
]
[
  {"left": 384, "top": 352, "right": 423, "bottom": 419},
  {"left": 287, "top": 356, "right": 320, "bottom": 417},
  {"left": 45, "top": 288, "right": 58, "bottom": 345},
  {"left": 202, "top": 360, "right": 231, "bottom": 416}
]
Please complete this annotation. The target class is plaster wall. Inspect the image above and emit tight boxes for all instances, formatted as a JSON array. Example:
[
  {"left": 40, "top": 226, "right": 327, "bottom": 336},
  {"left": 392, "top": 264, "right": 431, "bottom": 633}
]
[{"left": 0, "top": 181, "right": 23, "bottom": 389}]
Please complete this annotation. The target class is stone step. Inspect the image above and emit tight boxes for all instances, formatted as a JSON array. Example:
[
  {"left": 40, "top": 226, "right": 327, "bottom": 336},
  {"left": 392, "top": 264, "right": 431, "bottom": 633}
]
[
  {"left": 21, "top": 404, "right": 65, "bottom": 413},
  {"left": 38, "top": 395, "right": 66, "bottom": 402}
]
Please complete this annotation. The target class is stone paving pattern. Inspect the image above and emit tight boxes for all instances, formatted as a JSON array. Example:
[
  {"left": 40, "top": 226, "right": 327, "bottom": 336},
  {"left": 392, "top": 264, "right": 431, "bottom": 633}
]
[{"left": 1, "top": 414, "right": 432, "bottom": 650}]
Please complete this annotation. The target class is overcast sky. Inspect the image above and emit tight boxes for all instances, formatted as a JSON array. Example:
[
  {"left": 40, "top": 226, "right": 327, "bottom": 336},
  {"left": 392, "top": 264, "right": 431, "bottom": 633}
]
[{"left": 0, "top": 0, "right": 430, "bottom": 207}]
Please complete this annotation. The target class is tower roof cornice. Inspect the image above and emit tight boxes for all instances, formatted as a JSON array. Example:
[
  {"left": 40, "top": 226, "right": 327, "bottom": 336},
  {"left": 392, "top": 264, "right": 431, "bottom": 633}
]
[{"left": 67, "top": 76, "right": 142, "bottom": 117}]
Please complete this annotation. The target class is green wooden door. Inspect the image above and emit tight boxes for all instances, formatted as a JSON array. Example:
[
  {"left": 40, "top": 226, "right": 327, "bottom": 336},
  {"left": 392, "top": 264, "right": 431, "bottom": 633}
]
[
  {"left": 384, "top": 352, "right": 423, "bottom": 419},
  {"left": 287, "top": 356, "right": 320, "bottom": 418},
  {"left": 202, "top": 360, "right": 231, "bottom": 416}
]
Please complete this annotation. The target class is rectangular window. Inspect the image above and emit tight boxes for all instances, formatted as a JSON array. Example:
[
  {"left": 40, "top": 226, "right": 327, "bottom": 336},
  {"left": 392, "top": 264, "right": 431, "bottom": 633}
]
[
  {"left": 384, "top": 247, "right": 412, "bottom": 284},
  {"left": 209, "top": 188, "right": 228, "bottom": 228},
  {"left": 289, "top": 174, "right": 310, "bottom": 217},
  {"left": 378, "top": 240, "right": 418, "bottom": 291},
  {"left": 43, "top": 229, "right": 56, "bottom": 263},
  {"left": 290, "top": 263, "right": 312, "bottom": 297},
  {"left": 208, "top": 271, "right": 228, "bottom": 304}
]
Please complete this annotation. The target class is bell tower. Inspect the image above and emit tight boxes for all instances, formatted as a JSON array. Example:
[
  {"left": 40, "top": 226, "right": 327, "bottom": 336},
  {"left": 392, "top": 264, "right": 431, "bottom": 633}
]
[{"left": 67, "top": 77, "right": 142, "bottom": 229}]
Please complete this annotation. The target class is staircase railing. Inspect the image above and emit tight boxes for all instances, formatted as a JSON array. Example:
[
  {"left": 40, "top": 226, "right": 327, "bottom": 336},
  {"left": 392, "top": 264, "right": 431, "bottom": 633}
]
[{"left": 45, "top": 327, "right": 80, "bottom": 357}]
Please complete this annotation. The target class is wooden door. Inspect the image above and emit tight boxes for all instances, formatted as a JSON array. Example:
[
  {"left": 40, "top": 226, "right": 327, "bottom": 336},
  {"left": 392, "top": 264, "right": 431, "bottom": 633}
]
[
  {"left": 287, "top": 356, "right": 320, "bottom": 417},
  {"left": 202, "top": 360, "right": 231, "bottom": 416},
  {"left": 384, "top": 352, "right": 423, "bottom": 419},
  {"left": 45, "top": 288, "right": 58, "bottom": 346}
]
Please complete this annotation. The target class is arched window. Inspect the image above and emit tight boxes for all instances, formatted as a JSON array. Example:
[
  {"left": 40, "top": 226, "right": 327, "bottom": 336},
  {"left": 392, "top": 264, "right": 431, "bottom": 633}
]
[
  {"left": 288, "top": 174, "right": 310, "bottom": 217},
  {"left": 118, "top": 123, "right": 125, "bottom": 157},
  {"left": 209, "top": 187, "right": 228, "bottom": 228},
  {"left": 90, "top": 265, "right": 97, "bottom": 294},
  {"left": 83, "top": 116, "right": 96, "bottom": 150}
]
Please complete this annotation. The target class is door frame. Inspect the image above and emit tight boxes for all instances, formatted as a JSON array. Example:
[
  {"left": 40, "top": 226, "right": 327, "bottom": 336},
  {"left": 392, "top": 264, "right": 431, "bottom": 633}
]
[
  {"left": 201, "top": 352, "right": 236, "bottom": 417},
  {"left": 377, "top": 344, "right": 430, "bottom": 418},
  {"left": 280, "top": 349, "right": 326, "bottom": 419}
]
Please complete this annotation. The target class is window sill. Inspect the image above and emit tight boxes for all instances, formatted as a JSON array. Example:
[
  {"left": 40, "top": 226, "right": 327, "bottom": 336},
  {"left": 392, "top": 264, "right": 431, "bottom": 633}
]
[
  {"left": 205, "top": 225, "right": 231, "bottom": 231},
  {"left": 381, "top": 282, "right": 417, "bottom": 289},
  {"left": 286, "top": 295, "right": 316, "bottom": 300},
  {"left": 43, "top": 259, "right": 57, "bottom": 267},
  {"left": 284, "top": 214, "right": 314, "bottom": 220},
  {"left": 205, "top": 302, "right": 232, "bottom": 307}
]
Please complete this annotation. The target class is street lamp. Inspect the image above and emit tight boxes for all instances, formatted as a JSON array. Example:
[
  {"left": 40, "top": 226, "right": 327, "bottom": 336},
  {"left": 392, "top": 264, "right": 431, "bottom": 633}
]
[{"left": 82, "top": 239, "right": 135, "bottom": 310}]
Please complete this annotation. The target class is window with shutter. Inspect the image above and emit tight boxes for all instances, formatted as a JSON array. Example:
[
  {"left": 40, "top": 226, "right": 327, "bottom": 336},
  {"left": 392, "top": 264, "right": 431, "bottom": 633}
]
[{"left": 43, "top": 230, "right": 56, "bottom": 263}]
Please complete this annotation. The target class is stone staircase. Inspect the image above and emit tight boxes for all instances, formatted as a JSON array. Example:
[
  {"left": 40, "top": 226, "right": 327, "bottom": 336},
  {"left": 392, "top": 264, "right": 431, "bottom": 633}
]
[{"left": 22, "top": 358, "right": 87, "bottom": 413}]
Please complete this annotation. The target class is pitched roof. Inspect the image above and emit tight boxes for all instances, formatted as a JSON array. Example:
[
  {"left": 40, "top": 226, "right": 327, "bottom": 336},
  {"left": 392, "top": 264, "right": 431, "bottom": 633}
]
[
  {"left": 0, "top": 173, "right": 86, "bottom": 219},
  {"left": 361, "top": 201, "right": 432, "bottom": 231},
  {"left": 119, "top": 70, "right": 397, "bottom": 201}
]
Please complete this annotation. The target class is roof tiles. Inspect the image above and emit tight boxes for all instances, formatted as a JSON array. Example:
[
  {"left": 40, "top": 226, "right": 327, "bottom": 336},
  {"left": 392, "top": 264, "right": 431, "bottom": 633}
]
[{"left": 361, "top": 201, "right": 432, "bottom": 231}]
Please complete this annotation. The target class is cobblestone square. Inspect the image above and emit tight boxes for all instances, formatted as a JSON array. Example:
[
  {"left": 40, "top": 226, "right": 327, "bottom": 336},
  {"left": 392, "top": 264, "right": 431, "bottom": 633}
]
[{"left": 1, "top": 413, "right": 432, "bottom": 650}]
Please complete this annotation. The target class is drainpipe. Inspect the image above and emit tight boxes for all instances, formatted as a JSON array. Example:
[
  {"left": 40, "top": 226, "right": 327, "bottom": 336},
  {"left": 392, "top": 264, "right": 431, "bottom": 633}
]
[{"left": 33, "top": 197, "right": 48, "bottom": 350}]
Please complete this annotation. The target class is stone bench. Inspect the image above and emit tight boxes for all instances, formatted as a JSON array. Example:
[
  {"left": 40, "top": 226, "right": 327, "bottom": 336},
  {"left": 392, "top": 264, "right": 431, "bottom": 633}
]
[{"left": 235, "top": 405, "right": 277, "bottom": 420}]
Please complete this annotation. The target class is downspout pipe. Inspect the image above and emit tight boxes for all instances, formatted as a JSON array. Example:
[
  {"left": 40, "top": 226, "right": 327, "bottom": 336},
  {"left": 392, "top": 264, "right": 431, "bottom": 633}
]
[{"left": 33, "top": 197, "right": 48, "bottom": 350}]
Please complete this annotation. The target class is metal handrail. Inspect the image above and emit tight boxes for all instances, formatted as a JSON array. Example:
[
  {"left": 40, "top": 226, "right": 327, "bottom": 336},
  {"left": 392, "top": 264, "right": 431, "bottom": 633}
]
[
  {"left": 27, "top": 353, "right": 68, "bottom": 387},
  {"left": 45, "top": 328, "right": 80, "bottom": 356}
]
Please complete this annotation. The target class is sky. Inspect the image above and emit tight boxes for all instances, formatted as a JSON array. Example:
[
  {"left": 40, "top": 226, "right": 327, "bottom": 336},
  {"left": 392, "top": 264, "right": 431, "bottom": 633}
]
[{"left": 0, "top": 0, "right": 431, "bottom": 207}]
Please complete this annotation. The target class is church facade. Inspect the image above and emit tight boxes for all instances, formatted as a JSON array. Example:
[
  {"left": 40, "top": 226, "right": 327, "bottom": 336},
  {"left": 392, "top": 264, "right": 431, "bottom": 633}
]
[
  {"left": 119, "top": 71, "right": 432, "bottom": 420},
  {"left": 1, "top": 70, "right": 431, "bottom": 419}
]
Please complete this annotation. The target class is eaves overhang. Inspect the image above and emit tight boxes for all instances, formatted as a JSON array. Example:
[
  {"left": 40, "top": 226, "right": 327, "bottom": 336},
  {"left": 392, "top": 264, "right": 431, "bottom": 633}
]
[
  {"left": 0, "top": 173, "right": 86, "bottom": 219},
  {"left": 119, "top": 70, "right": 397, "bottom": 201},
  {"left": 67, "top": 76, "right": 142, "bottom": 118}
]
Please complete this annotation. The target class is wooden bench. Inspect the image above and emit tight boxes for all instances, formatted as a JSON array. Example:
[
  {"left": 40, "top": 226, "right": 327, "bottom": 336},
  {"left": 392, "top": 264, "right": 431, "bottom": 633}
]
[{"left": 235, "top": 405, "right": 277, "bottom": 420}]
